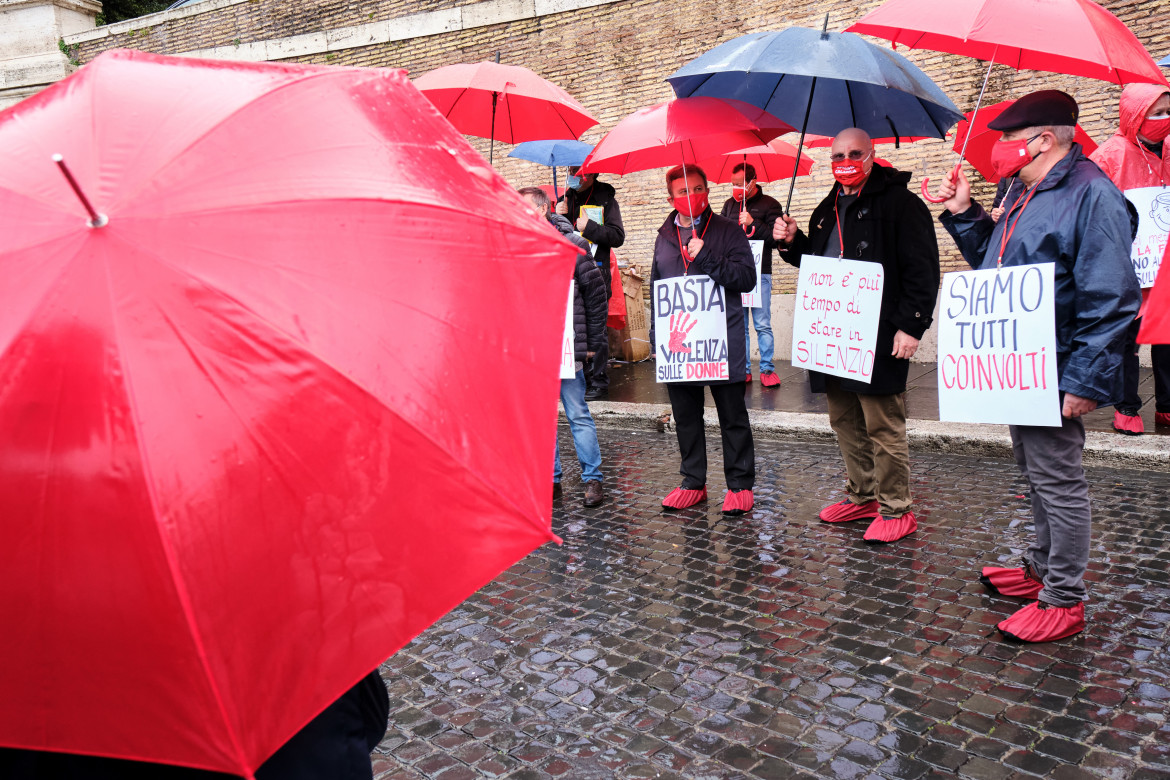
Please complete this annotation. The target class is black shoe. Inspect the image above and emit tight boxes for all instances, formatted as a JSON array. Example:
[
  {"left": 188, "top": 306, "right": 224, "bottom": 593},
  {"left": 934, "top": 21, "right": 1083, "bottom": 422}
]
[
  {"left": 583, "top": 481, "right": 604, "bottom": 507},
  {"left": 553, "top": 482, "right": 562, "bottom": 501},
  {"left": 584, "top": 387, "right": 608, "bottom": 401}
]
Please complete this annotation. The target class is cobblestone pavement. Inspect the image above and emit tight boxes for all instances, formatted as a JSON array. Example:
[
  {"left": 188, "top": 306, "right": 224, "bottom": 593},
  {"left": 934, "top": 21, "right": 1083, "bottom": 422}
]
[{"left": 374, "top": 427, "right": 1170, "bottom": 780}]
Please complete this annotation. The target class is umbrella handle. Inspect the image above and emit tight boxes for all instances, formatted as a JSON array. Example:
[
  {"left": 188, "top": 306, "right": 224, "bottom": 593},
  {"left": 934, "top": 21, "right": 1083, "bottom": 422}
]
[{"left": 921, "top": 163, "right": 961, "bottom": 204}]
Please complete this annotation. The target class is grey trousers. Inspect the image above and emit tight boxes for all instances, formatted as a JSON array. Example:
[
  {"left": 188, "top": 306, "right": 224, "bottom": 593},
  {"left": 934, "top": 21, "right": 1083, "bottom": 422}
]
[{"left": 1009, "top": 415, "right": 1090, "bottom": 607}]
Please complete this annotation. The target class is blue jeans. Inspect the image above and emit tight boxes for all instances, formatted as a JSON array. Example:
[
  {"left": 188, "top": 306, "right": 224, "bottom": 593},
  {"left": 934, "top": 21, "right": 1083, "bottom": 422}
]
[
  {"left": 554, "top": 369, "right": 603, "bottom": 483},
  {"left": 744, "top": 273, "right": 774, "bottom": 373}
]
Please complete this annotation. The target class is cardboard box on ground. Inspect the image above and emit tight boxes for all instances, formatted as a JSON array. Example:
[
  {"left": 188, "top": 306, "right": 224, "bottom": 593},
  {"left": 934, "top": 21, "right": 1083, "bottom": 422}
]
[{"left": 608, "top": 256, "right": 650, "bottom": 362}]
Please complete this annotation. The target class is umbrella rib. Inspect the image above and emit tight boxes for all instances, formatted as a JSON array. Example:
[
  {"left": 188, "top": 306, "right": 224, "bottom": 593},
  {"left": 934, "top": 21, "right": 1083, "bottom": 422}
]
[{"left": 100, "top": 251, "right": 255, "bottom": 779}]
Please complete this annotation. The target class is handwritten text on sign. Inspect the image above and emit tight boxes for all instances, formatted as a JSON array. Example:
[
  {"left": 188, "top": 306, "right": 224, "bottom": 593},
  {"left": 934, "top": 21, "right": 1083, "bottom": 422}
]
[
  {"left": 653, "top": 275, "right": 730, "bottom": 383},
  {"left": 937, "top": 264, "right": 1060, "bottom": 427},
  {"left": 560, "top": 280, "right": 576, "bottom": 379},
  {"left": 1125, "top": 187, "right": 1168, "bottom": 288},
  {"left": 790, "top": 255, "right": 884, "bottom": 383},
  {"left": 741, "top": 240, "right": 764, "bottom": 308}
]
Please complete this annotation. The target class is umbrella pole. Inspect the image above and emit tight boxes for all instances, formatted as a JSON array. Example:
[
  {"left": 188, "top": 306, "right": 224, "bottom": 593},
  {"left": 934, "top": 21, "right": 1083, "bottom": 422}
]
[
  {"left": 783, "top": 76, "right": 817, "bottom": 216},
  {"left": 553, "top": 166, "right": 559, "bottom": 203},
  {"left": 922, "top": 49, "right": 997, "bottom": 203},
  {"left": 53, "top": 154, "right": 107, "bottom": 228},
  {"left": 489, "top": 91, "right": 498, "bottom": 166}
]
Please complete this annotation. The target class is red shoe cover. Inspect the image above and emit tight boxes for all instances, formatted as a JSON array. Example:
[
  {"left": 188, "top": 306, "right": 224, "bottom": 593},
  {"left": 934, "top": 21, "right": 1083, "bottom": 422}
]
[
  {"left": 745, "top": 372, "right": 753, "bottom": 383},
  {"left": 863, "top": 512, "right": 917, "bottom": 543},
  {"left": 998, "top": 601, "right": 1085, "bottom": 643},
  {"left": 1156, "top": 412, "right": 1170, "bottom": 427},
  {"left": 662, "top": 486, "right": 707, "bottom": 509},
  {"left": 1112, "top": 411, "right": 1144, "bottom": 435},
  {"left": 722, "top": 489, "right": 754, "bottom": 515},
  {"left": 980, "top": 565, "right": 1043, "bottom": 599},
  {"left": 760, "top": 372, "right": 781, "bottom": 388},
  {"left": 818, "top": 499, "right": 880, "bottom": 523}
]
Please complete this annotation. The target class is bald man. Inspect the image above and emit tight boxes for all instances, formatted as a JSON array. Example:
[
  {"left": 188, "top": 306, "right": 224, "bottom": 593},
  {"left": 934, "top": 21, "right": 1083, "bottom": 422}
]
[{"left": 774, "top": 128, "right": 940, "bottom": 544}]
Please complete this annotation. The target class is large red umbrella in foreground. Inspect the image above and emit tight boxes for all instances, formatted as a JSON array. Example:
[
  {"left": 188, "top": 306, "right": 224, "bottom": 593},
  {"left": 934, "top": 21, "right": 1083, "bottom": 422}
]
[
  {"left": 952, "top": 99, "right": 1099, "bottom": 182},
  {"left": 1138, "top": 244, "right": 1170, "bottom": 344},
  {"left": 414, "top": 60, "right": 598, "bottom": 164},
  {"left": 577, "top": 97, "right": 793, "bottom": 176},
  {"left": 0, "top": 50, "right": 571, "bottom": 777},
  {"left": 849, "top": 0, "right": 1167, "bottom": 200}
]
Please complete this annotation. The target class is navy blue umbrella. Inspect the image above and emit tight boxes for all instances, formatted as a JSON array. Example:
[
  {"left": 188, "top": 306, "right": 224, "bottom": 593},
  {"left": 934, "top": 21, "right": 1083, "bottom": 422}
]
[
  {"left": 667, "top": 19, "right": 963, "bottom": 211},
  {"left": 508, "top": 140, "right": 594, "bottom": 201}
]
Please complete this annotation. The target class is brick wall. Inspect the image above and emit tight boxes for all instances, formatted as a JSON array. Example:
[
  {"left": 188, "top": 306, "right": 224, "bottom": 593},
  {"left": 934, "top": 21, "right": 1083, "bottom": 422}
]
[{"left": 72, "top": 0, "right": 1170, "bottom": 293}]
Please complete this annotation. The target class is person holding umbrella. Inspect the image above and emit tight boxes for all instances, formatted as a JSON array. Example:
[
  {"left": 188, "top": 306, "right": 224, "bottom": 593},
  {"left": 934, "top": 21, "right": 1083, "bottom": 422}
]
[
  {"left": 773, "top": 128, "right": 940, "bottom": 544},
  {"left": 936, "top": 90, "right": 1141, "bottom": 643},
  {"left": 1090, "top": 83, "right": 1170, "bottom": 434},
  {"left": 720, "top": 162, "right": 784, "bottom": 386},
  {"left": 557, "top": 167, "right": 626, "bottom": 400},
  {"left": 653, "top": 165, "right": 757, "bottom": 514}
]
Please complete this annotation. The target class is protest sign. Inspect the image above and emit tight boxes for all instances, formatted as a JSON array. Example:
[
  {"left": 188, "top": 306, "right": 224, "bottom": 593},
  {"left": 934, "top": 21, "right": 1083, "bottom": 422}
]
[
  {"left": 790, "top": 255, "right": 884, "bottom": 382},
  {"left": 937, "top": 264, "right": 1060, "bottom": 426},
  {"left": 560, "top": 280, "right": 575, "bottom": 379},
  {"left": 741, "top": 240, "right": 764, "bottom": 308},
  {"left": 580, "top": 205, "right": 603, "bottom": 257},
  {"left": 1124, "top": 187, "right": 1169, "bottom": 288},
  {"left": 652, "top": 275, "right": 729, "bottom": 383}
]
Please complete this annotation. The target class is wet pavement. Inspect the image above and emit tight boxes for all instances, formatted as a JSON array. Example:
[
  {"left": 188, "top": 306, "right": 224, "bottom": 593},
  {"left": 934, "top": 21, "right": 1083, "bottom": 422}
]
[
  {"left": 374, "top": 426, "right": 1170, "bottom": 779},
  {"left": 603, "top": 359, "right": 1169, "bottom": 437}
]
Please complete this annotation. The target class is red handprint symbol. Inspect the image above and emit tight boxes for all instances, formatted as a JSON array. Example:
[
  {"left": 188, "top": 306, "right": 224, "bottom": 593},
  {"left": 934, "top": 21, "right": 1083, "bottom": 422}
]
[{"left": 667, "top": 312, "right": 697, "bottom": 354}]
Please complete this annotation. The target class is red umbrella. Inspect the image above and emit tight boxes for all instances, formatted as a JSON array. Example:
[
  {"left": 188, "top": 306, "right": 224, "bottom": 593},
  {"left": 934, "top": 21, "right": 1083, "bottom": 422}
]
[
  {"left": 577, "top": 97, "right": 793, "bottom": 176},
  {"left": 414, "top": 60, "right": 598, "bottom": 164},
  {"left": 953, "top": 99, "right": 1099, "bottom": 182},
  {"left": 1138, "top": 244, "right": 1170, "bottom": 344},
  {"left": 696, "top": 138, "right": 814, "bottom": 183},
  {"left": 0, "top": 50, "right": 570, "bottom": 777},
  {"left": 848, "top": 0, "right": 1167, "bottom": 200}
]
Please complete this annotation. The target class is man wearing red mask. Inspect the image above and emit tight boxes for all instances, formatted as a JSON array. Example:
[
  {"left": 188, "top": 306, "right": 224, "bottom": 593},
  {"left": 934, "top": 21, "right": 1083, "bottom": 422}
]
[
  {"left": 651, "top": 165, "right": 757, "bottom": 514},
  {"left": 936, "top": 90, "right": 1140, "bottom": 643},
  {"left": 773, "top": 128, "right": 939, "bottom": 544},
  {"left": 1090, "top": 84, "right": 1170, "bottom": 435}
]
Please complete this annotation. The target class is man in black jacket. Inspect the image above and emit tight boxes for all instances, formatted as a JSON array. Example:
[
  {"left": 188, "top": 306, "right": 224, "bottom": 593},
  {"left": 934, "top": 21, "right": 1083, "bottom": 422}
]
[
  {"left": 651, "top": 165, "right": 757, "bottom": 515},
  {"left": 720, "top": 162, "right": 784, "bottom": 386},
  {"left": 774, "top": 128, "right": 940, "bottom": 544},
  {"left": 557, "top": 167, "right": 625, "bottom": 400},
  {"left": 521, "top": 187, "right": 608, "bottom": 507}
]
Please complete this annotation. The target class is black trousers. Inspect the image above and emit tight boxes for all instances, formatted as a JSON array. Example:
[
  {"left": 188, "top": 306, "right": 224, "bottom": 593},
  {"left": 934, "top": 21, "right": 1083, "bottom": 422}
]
[
  {"left": 1119, "top": 317, "right": 1170, "bottom": 414},
  {"left": 667, "top": 382, "right": 754, "bottom": 491}
]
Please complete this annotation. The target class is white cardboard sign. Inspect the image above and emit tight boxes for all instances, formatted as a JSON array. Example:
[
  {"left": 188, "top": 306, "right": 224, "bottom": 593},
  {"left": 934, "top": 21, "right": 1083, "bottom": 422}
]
[
  {"left": 741, "top": 240, "right": 764, "bottom": 308},
  {"left": 559, "top": 280, "right": 576, "bottom": 379},
  {"left": 652, "top": 275, "right": 730, "bottom": 383},
  {"left": 790, "top": 255, "right": 884, "bottom": 383},
  {"left": 1125, "top": 186, "right": 1169, "bottom": 288},
  {"left": 937, "top": 264, "right": 1060, "bottom": 427}
]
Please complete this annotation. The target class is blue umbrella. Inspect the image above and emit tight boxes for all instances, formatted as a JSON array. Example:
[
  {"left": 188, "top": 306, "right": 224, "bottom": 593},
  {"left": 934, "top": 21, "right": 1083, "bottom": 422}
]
[
  {"left": 1160, "top": 54, "right": 1170, "bottom": 67},
  {"left": 667, "top": 18, "right": 963, "bottom": 212},
  {"left": 509, "top": 140, "right": 594, "bottom": 201}
]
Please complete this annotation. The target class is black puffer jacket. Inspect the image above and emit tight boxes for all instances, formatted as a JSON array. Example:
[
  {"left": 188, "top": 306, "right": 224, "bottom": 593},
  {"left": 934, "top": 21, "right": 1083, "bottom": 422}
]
[
  {"left": 563, "top": 180, "right": 625, "bottom": 295},
  {"left": 549, "top": 213, "right": 608, "bottom": 361},
  {"left": 779, "top": 164, "right": 940, "bottom": 395}
]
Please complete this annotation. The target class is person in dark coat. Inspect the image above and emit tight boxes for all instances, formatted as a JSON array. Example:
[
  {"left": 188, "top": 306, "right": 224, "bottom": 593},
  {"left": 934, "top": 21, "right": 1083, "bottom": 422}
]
[
  {"left": 557, "top": 167, "right": 625, "bottom": 400},
  {"left": 720, "top": 162, "right": 784, "bottom": 386},
  {"left": 651, "top": 164, "right": 757, "bottom": 515},
  {"left": 520, "top": 186, "right": 607, "bottom": 508},
  {"left": 774, "top": 128, "right": 940, "bottom": 545},
  {"left": 936, "top": 91, "right": 1141, "bottom": 643},
  {"left": 0, "top": 670, "right": 390, "bottom": 779}
]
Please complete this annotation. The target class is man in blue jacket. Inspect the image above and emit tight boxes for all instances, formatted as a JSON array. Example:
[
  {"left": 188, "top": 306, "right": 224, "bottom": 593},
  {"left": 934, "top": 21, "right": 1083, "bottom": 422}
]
[{"left": 936, "top": 91, "right": 1141, "bottom": 643}]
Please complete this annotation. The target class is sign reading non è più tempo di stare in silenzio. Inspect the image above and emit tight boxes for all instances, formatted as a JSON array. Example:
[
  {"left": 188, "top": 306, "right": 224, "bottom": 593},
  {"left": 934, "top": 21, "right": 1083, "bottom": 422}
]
[
  {"left": 937, "top": 264, "right": 1060, "bottom": 427},
  {"left": 653, "top": 275, "right": 729, "bottom": 382},
  {"left": 790, "top": 255, "right": 884, "bottom": 382}
]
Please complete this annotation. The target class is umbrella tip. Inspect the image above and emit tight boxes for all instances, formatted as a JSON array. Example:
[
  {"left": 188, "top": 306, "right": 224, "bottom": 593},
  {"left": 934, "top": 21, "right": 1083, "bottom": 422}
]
[
  {"left": 51, "top": 153, "right": 63, "bottom": 163},
  {"left": 821, "top": 13, "right": 830, "bottom": 38}
]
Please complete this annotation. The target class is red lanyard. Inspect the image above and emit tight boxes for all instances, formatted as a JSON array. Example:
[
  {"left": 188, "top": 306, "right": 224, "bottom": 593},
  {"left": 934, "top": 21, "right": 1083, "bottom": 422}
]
[
  {"left": 676, "top": 216, "right": 711, "bottom": 273},
  {"left": 832, "top": 189, "right": 851, "bottom": 258},
  {"left": 996, "top": 185, "right": 1039, "bottom": 266}
]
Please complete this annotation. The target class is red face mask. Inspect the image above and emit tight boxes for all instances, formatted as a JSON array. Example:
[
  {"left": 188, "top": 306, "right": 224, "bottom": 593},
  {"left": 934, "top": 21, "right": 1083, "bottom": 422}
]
[
  {"left": 672, "top": 191, "right": 709, "bottom": 217},
  {"left": 1140, "top": 115, "right": 1170, "bottom": 143},
  {"left": 831, "top": 154, "right": 871, "bottom": 187},
  {"left": 990, "top": 134, "right": 1040, "bottom": 179}
]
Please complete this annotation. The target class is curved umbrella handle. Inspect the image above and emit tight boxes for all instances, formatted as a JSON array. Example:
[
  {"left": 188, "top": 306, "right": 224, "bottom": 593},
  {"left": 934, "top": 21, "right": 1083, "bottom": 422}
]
[{"left": 921, "top": 163, "right": 961, "bottom": 204}]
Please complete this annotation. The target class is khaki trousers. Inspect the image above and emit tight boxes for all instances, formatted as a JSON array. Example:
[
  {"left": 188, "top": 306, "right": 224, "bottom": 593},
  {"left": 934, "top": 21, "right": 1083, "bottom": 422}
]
[{"left": 824, "top": 377, "right": 912, "bottom": 516}]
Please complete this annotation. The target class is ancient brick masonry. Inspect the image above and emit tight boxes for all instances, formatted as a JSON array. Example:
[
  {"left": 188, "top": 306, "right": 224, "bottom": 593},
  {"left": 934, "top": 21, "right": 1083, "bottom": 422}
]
[{"left": 71, "top": 0, "right": 1170, "bottom": 295}]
